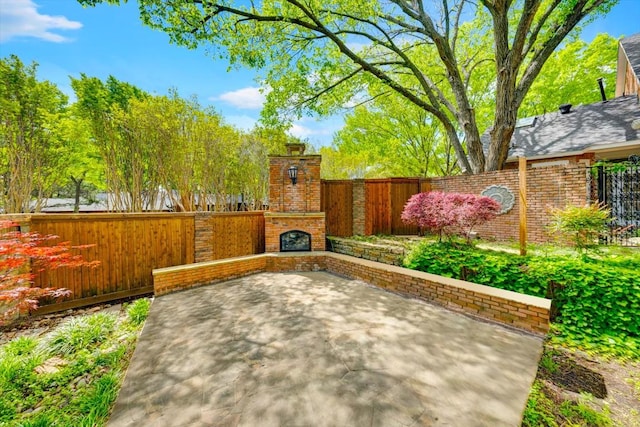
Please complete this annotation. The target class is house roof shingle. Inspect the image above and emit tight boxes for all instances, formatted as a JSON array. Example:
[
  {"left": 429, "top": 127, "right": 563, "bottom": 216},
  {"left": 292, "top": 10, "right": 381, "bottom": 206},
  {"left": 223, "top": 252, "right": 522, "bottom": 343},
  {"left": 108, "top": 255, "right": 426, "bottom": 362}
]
[
  {"left": 488, "top": 95, "right": 640, "bottom": 160},
  {"left": 621, "top": 33, "right": 640, "bottom": 84}
]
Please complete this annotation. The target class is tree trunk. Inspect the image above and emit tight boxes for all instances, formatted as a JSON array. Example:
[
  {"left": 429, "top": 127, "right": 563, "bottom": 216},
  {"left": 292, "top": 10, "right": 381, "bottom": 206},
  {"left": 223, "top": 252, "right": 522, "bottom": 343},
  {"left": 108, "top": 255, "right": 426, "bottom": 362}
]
[{"left": 70, "top": 175, "right": 84, "bottom": 213}]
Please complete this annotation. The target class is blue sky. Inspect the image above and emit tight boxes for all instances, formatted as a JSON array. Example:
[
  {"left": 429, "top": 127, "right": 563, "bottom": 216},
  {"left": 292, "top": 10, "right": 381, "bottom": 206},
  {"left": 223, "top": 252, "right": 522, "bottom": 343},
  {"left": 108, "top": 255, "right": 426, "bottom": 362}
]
[{"left": 1, "top": 0, "right": 639, "bottom": 147}]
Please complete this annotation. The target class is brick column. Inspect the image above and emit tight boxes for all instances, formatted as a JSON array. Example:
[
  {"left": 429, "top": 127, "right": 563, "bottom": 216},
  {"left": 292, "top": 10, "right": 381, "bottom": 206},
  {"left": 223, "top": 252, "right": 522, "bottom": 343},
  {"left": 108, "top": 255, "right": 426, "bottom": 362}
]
[
  {"left": 194, "top": 212, "right": 213, "bottom": 262},
  {"left": 352, "top": 179, "right": 365, "bottom": 235}
]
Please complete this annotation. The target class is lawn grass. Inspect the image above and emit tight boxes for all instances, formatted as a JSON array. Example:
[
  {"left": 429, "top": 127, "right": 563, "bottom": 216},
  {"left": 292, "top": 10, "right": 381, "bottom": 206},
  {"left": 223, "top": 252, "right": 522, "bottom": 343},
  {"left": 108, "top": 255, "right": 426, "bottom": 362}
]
[{"left": 0, "top": 298, "right": 151, "bottom": 426}]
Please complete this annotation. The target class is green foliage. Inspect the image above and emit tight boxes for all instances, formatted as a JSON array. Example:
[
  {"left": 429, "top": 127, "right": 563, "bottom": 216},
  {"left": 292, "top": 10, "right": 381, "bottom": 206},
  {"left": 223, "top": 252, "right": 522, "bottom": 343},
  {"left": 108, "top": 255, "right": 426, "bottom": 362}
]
[
  {"left": 74, "top": 372, "right": 120, "bottom": 422},
  {"left": 522, "top": 381, "right": 613, "bottom": 427},
  {"left": 519, "top": 33, "right": 618, "bottom": 118},
  {"left": 404, "top": 242, "right": 545, "bottom": 296},
  {"left": 522, "top": 381, "right": 558, "bottom": 427},
  {"left": 0, "top": 55, "right": 69, "bottom": 213},
  {"left": 539, "top": 352, "right": 559, "bottom": 375},
  {"left": 559, "top": 394, "right": 613, "bottom": 427},
  {"left": 0, "top": 309, "right": 145, "bottom": 425},
  {"left": 404, "top": 241, "right": 640, "bottom": 359},
  {"left": 77, "top": 0, "right": 619, "bottom": 173},
  {"left": 126, "top": 297, "right": 151, "bottom": 326},
  {"left": 39, "top": 312, "right": 117, "bottom": 357},
  {"left": 325, "top": 97, "right": 459, "bottom": 178},
  {"left": 548, "top": 204, "right": 611, "bottom": 254}
]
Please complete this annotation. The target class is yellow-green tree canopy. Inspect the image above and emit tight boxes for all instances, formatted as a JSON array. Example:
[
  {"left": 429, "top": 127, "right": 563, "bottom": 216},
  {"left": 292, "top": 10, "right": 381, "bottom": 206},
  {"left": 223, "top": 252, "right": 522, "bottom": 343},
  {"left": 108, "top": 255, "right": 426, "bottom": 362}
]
[{"left": 79, "top": 0, "right": 618, "bottom": 173}]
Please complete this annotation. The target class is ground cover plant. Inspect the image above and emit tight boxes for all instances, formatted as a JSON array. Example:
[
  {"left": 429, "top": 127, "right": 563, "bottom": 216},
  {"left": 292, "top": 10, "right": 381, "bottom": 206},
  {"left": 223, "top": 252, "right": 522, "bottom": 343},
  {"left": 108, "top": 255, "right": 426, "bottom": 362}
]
[
  {"left": 403, "top": 240, "right": 640, "bottom": 360},
  {"left": 0, "top": 298, "right": 150, "bottom": 426}
]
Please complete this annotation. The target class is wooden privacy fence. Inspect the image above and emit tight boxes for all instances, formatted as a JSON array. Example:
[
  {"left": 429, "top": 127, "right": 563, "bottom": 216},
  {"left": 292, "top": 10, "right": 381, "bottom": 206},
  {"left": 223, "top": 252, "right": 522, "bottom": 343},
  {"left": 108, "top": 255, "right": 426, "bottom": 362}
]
[
  {"left": 365, "top": 178, "right": 423, "bottom": 235},
  {"left": 3, "top": 212, "right": 265, "bottom": 314},
  {"left": 321, "top": 178, "right": 430, "bottom": 236},
  {"left": 321, "top": 180, "right": 353, "bottom": 237}
]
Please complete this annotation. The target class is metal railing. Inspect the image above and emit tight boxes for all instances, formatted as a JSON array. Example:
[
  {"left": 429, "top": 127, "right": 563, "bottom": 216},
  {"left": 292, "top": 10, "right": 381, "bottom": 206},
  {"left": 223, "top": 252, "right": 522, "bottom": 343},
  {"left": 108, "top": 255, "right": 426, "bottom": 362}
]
[{"left": 595, "top": 159, "right": 640, "bottom": 246}]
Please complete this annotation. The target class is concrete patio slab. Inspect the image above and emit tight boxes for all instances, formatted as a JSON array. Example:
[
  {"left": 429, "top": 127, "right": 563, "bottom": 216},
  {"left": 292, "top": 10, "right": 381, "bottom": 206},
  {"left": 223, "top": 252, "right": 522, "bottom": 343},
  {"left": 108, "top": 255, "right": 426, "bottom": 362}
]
[{"left": 109, "top": 272, "right": 543, "bottom": 427}]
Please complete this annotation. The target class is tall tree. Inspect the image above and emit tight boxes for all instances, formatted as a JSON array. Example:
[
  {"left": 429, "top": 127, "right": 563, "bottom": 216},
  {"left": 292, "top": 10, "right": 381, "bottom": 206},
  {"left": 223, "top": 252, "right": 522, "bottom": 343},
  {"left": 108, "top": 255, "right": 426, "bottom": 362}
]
[
  {"left": 71, "top": 74, "right": 148, "bottom": 211},
  {"left": 48, "top": 110, "right": 105, "bottom": 212},
  {"left": 326, "top": 31, "right": 618, "bottom": 178},
  {"left": 0, "top": 55, "right": 68, "bottom": 213},
  {"left": 518, "top": 32, "right": 618, "bottom": 117},
  {"left": 328, "top": 101, "right": 459, "bottom": 178},
  {"left": 79, "top": 0, "right": 618, "bottom": 173}
]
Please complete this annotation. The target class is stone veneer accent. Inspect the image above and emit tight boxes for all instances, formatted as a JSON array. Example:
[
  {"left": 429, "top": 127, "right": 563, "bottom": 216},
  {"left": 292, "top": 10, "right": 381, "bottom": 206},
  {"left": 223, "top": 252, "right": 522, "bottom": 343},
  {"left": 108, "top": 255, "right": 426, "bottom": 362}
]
[
  {"left": 153, "top": 252, "right": 550, "bottom": 335},
  {"left": 327, "top": 236, "right": 405, "bottom": 266}
]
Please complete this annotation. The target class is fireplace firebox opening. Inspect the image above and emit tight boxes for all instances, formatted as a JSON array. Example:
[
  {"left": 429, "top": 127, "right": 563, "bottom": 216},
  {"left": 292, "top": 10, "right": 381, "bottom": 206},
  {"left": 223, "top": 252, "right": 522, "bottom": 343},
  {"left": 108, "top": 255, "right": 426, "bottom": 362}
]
[{"left": 280, "top": 230, "right": 311, "bottom": 252}]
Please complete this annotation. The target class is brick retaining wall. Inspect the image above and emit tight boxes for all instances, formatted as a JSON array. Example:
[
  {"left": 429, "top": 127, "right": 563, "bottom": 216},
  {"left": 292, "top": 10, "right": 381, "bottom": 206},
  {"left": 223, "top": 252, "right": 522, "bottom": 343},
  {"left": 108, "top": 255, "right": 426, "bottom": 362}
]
[
  {"left": 153, "top": 252, "right": 550, "bottom": 335},
  {"left": 153, "top": 254, "right": 267, "bottom": 296}
]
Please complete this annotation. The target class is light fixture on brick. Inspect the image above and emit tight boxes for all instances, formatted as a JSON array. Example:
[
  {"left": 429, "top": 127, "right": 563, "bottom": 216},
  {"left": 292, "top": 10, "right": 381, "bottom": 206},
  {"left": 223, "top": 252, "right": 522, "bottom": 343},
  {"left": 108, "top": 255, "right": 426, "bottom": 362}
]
[{"left": 287, "top": 165, "right": 298, "bottom": 185}]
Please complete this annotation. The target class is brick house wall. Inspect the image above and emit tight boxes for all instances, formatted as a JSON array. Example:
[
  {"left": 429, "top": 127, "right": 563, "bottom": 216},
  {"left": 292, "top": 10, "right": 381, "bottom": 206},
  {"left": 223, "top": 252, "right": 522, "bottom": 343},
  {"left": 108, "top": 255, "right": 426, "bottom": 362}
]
[{"left": 429, "top": 165, "right": 589, "bottom": 242}]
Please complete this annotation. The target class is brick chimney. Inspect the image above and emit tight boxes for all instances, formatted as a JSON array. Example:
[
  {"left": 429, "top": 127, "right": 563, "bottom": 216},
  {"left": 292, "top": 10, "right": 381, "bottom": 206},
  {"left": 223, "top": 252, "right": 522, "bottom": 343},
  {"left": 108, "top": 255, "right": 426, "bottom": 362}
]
[{"left": 264, "top": 143, "right": 326, "bottom": 252}]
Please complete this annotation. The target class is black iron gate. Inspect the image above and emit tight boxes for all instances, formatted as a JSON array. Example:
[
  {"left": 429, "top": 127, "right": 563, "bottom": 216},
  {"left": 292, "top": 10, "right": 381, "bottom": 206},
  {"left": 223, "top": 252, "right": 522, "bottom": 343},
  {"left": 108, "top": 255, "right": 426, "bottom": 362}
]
[{"left": 596, "top": 159, "right": 640, "bottom": 246}]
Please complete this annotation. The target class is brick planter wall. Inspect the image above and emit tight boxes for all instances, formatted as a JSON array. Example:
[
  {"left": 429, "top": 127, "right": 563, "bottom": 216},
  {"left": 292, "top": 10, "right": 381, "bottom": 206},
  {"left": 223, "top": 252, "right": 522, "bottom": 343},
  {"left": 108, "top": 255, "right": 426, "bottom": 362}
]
[
  {"left": 152, "top": 252, "right": 550, "bottom": 335},
  {"left": 153, "top": 254, "right": 267, "bottom": 296},
  {"left": 325, "top": 253, "right": 549, "bottom": 335}
]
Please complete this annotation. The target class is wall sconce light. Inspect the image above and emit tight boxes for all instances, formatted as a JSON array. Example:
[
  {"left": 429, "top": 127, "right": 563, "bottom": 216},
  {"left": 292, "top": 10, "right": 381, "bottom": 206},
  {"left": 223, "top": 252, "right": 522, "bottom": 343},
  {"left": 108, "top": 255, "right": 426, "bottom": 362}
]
[{"left": 287, "top": 165, "right": 298, "bottom": 185}]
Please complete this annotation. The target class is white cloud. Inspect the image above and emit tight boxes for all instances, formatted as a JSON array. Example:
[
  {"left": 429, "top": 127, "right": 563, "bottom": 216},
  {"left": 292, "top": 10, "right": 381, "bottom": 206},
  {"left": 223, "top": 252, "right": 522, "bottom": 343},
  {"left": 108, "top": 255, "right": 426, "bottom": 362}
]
[
  {"left": 288, "top": 123, "right": 314, "bottom": 139},
  {"left": 212, "top": 86, "right": 269, "bottom": 110},
  {"left": 225, "top": 114, "right": 258, "bottom": 131},
  {"left": 287, "top": 120, "right": 336, "bottom": 139},
  {"left": 0, "top": 0, "right": 82, "bottom": 43}
]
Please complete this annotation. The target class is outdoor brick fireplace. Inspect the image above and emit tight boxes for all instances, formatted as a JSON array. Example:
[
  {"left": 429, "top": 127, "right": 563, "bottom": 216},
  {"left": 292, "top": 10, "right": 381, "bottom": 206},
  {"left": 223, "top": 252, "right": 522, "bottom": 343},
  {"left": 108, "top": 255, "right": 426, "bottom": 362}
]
[{"left": 265, "top": 143, "right": 326, "bottom": 252}]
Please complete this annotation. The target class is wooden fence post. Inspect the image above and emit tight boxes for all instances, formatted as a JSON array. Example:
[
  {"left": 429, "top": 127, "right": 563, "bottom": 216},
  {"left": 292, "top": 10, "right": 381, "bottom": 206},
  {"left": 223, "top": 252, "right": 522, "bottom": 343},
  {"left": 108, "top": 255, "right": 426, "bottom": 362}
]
[{"left": 519, "top": 157, "right": 527, "bottom": 256}]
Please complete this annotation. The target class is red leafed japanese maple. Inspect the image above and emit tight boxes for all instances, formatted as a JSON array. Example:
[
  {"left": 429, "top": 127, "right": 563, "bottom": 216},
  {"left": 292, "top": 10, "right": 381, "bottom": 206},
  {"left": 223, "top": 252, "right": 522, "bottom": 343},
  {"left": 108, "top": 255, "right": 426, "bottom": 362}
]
[
  {"left": 0, "top": 220, "right": 99, "bottom": 325},
  {"left": 401, "top": 191, "right": 500, "bottom": 243}
]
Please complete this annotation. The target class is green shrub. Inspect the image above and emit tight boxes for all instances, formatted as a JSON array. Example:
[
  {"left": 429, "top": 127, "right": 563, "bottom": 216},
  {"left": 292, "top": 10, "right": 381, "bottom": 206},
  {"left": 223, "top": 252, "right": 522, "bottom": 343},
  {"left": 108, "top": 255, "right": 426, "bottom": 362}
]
[
  {"left": 404, "top": 242, "right": 640, "bottom": 359},
  {"left": 523, "top": 381, "right": 614, "bottom": 427},
  {"left": 548, "top": 203, "right": 610, "bottom": 253},
  {"left": 126, "top": 298, "right": 151, "bottom": 326}
]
